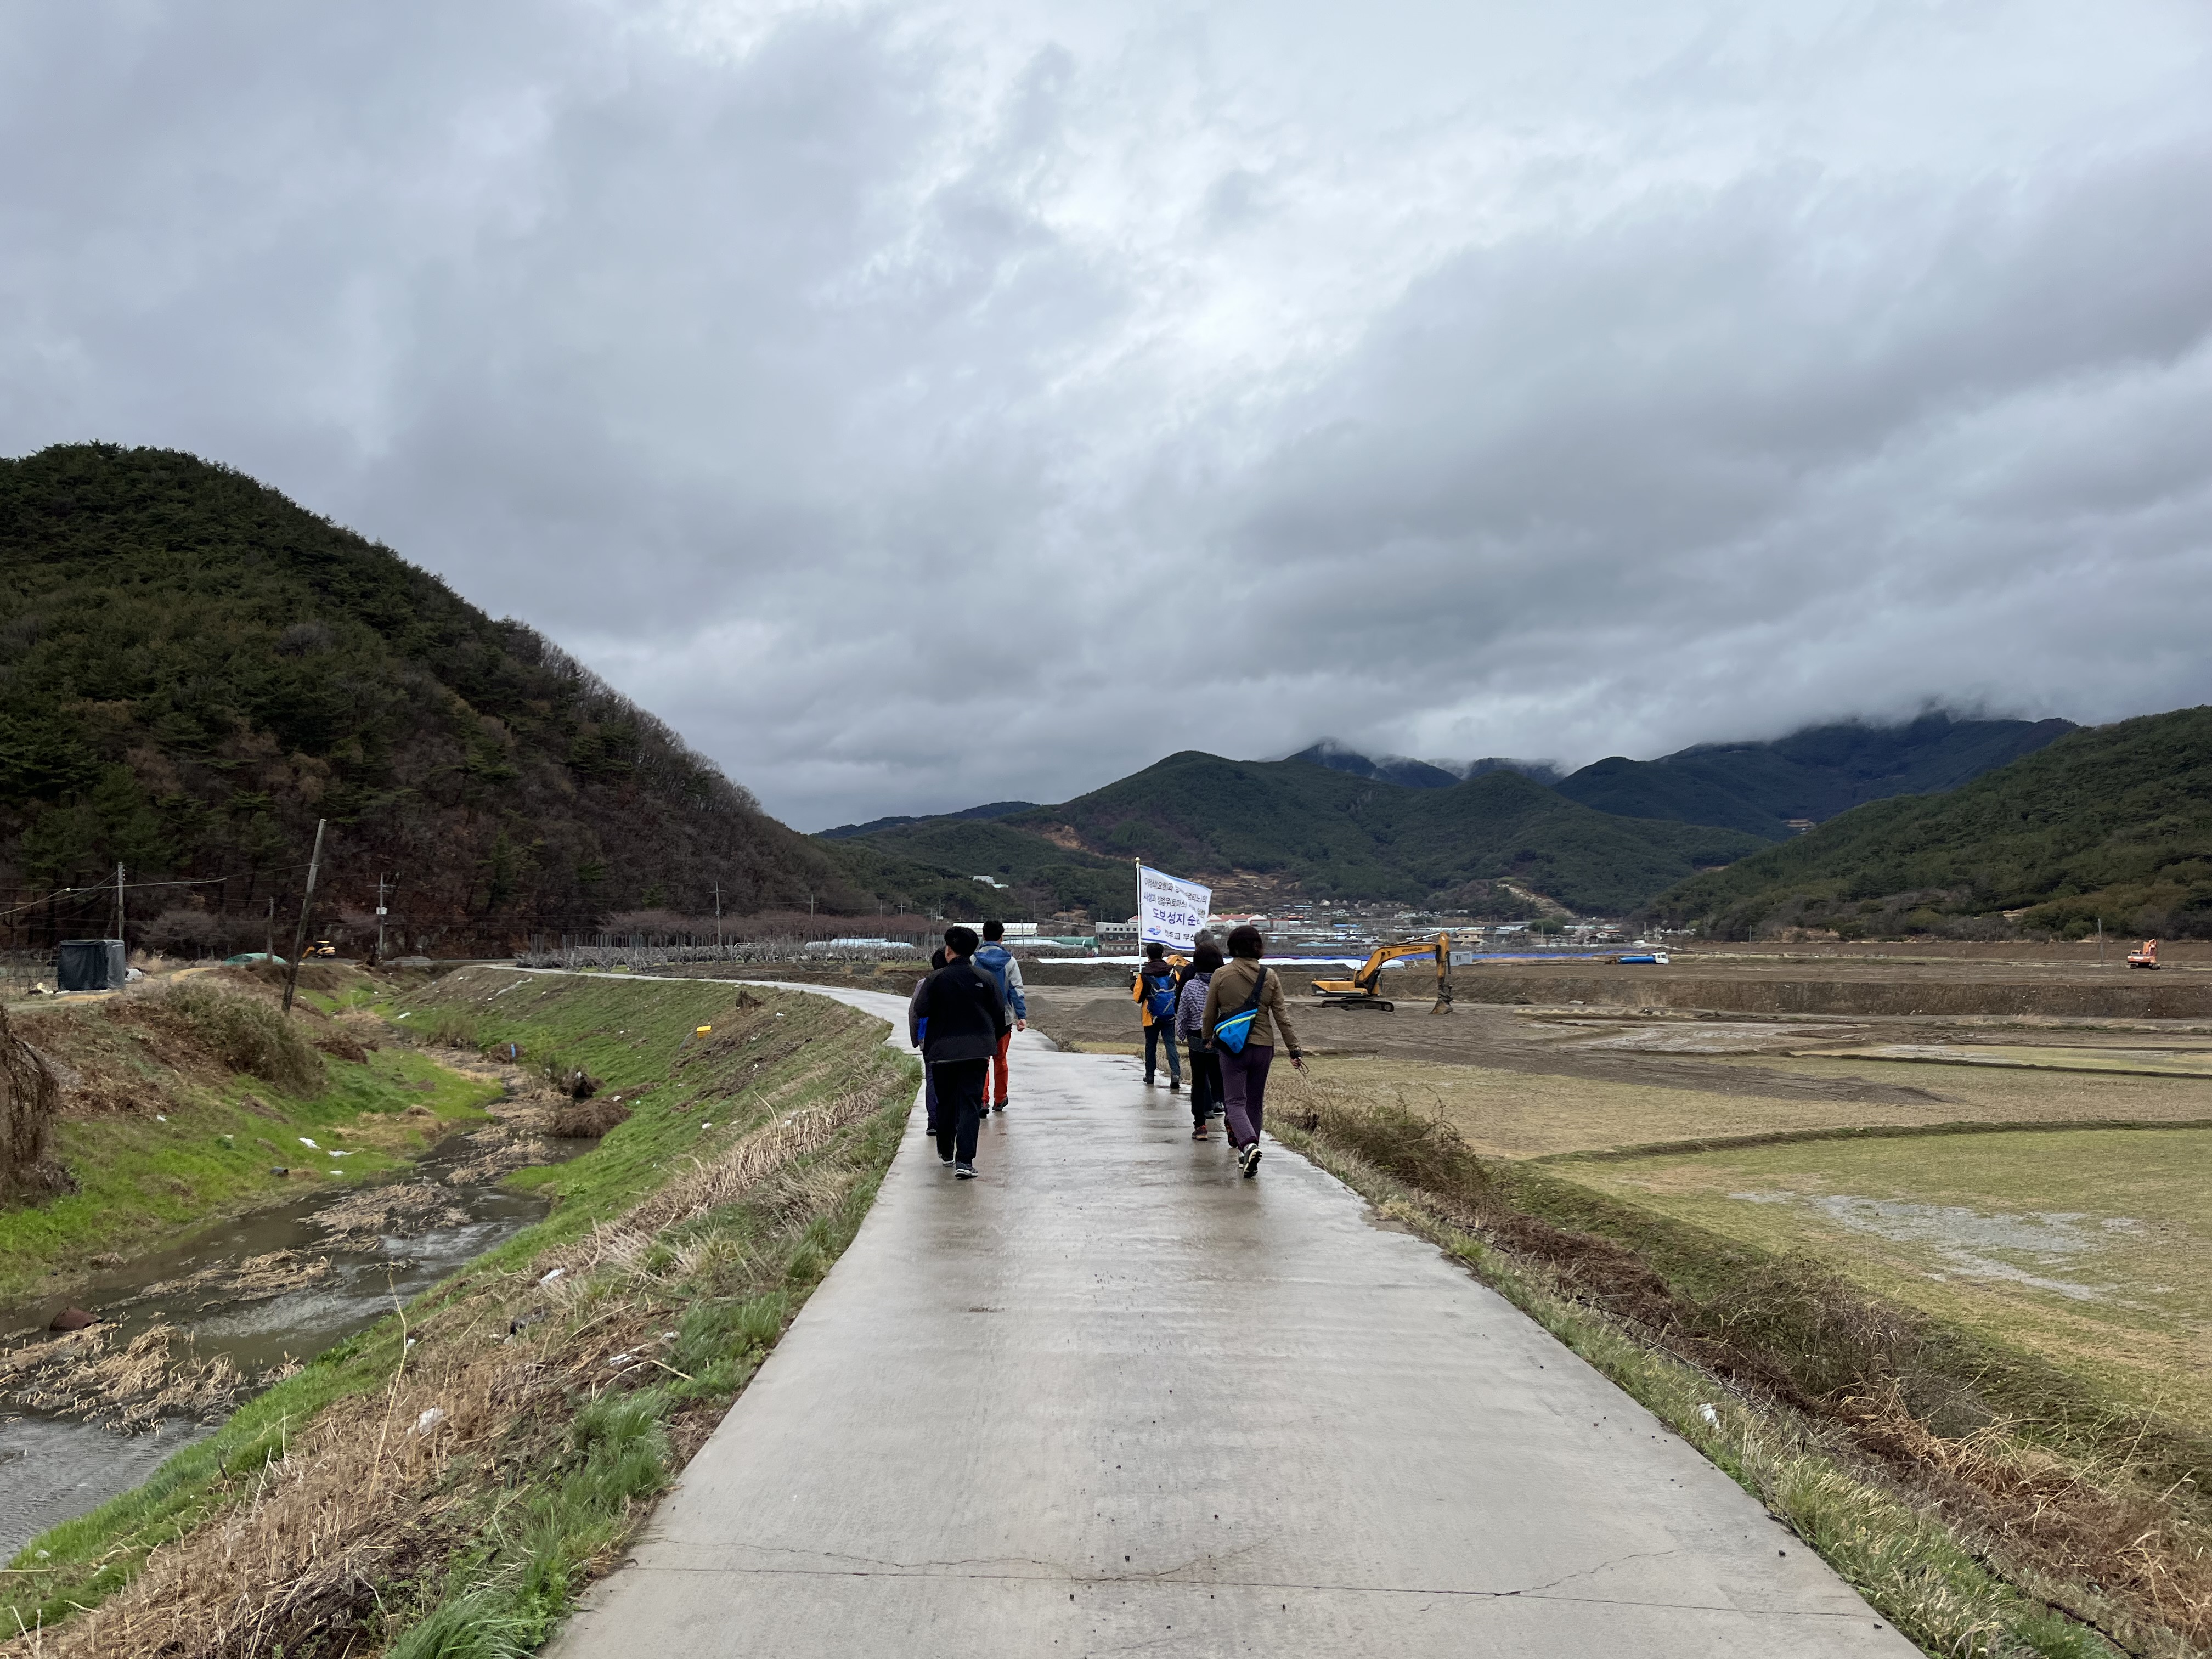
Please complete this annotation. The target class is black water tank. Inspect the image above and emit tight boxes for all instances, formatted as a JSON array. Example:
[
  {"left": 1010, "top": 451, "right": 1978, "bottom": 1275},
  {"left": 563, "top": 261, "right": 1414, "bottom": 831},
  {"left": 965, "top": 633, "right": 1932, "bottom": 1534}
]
[{"left": 57, "top": 939, "right": 126, "bottom": 991}]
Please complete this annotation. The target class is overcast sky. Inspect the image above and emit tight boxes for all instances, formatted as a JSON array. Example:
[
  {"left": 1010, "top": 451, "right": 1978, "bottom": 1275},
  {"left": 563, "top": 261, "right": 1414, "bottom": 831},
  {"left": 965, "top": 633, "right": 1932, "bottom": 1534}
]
[{"left": 4, "top": 2, "right": 2208, "bottom": 830}]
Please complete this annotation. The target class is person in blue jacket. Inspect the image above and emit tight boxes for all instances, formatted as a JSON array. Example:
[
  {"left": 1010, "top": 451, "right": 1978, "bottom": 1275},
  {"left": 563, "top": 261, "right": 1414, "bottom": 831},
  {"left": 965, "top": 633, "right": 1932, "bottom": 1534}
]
[{"left": 970, "top": 919, "right": 1029, "bottom": 1112}]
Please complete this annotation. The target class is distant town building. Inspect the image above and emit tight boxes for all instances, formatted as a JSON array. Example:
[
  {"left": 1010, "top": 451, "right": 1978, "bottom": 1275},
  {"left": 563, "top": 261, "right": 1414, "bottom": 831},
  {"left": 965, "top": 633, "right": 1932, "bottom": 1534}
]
[{"left": 1785, "top": 819, "right": 1816, "bottom": 834}]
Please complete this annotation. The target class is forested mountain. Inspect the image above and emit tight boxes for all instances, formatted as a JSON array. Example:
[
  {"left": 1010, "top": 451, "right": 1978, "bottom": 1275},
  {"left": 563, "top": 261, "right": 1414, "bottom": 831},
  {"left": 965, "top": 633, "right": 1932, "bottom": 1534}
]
[
  {"left": 816, "top": 800, "right": 1037, "bottom": 840},
  {"left": 1645, "top": 707, "right": 2212, "bottom": 938},
  {"left": 1285, "top": 742, "right": 1562, "bottom": 788},
  {"left": 0, "top": 444, "right": 866, "bottom": 951},
  {"left": 1284, "top": 742, "right": 1462, "bottom": 789},
  {"left": 1553, "top": 713, "right": 2076, "bottom": 840},
  {"left": 830, "top": 752, "right": 1764, "bottom": 915}
]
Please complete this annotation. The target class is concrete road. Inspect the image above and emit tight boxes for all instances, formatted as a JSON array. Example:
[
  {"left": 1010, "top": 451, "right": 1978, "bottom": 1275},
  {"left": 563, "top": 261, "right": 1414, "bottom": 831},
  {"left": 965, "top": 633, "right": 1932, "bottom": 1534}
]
[{"left": 551, "top": 984, "right": 1913, "bottom": 1657}]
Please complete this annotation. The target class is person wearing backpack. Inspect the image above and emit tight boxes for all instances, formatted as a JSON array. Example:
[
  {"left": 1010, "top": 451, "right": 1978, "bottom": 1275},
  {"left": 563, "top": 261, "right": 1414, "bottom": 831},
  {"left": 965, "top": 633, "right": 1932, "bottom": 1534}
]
[
  {"left": 1133, "top": 941, "right": 1183, "bottom": 1091},
  {"left": 912, "top": 927, "right": 1008, "bottom": 1178},
  {"left": 1175, "top": 940, "right": 1224, "bottom": 1139},
  {"left": 971, "top": 919, "right": 1028, "bottom": 1112},
  {"left": 1200, "top": 924, "right": 1303, "bottom": 1177}
]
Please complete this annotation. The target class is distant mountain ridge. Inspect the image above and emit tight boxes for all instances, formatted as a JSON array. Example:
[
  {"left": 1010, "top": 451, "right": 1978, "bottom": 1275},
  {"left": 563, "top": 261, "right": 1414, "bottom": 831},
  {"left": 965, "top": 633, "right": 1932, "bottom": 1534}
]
[
  {"left": 823, "top": 753, "right": 1763, "bottom": 915},
  {"left": 1553, "top": 714, "right": 2077, "bottom": 840},
  {"left": 1286, "top": 742, "right": 1563, "bottom": 789},
  {"left": 817, "top": 800, "right": 1037, "bottom": 840},
  {"left": 1647, "top": 707, "right": 2212, "bottom": 938},
  {"left": 822, "top": 714, "right": 2086, "bottom": 917}
]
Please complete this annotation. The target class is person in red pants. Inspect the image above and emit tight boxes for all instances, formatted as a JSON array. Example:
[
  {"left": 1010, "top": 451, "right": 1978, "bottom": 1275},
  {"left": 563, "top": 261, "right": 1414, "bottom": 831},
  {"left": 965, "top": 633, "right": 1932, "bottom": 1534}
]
[{"left": 970, "top": 919, "right": 1028, "bottom": 1111}]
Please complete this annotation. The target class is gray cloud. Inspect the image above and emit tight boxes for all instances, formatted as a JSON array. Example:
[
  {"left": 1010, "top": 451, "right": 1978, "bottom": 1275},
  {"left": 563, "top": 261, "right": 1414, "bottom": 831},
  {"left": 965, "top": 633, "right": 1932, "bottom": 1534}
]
[{"left": 4, "top": 1, "right": 2207, "bottom": 828}]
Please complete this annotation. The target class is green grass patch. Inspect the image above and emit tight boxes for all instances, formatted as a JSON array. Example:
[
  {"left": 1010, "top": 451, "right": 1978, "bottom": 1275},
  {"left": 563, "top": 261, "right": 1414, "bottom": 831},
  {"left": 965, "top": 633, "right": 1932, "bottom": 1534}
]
[{"left": 0, "top": 1043, "right": 498, "bottom": 1303}]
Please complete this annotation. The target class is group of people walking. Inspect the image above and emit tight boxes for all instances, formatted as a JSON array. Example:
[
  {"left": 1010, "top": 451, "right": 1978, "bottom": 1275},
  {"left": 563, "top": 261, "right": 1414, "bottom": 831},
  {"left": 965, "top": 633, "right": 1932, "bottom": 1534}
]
[
  {"left": 913, "top": 919, "right": 1299, "bottom": 1182},
  {"left": 1139, "top": 927, "right": 1302, "bottom": 1175},
  {"left": 905, "top": 918, "right": 1026, "bottom": 1178}
]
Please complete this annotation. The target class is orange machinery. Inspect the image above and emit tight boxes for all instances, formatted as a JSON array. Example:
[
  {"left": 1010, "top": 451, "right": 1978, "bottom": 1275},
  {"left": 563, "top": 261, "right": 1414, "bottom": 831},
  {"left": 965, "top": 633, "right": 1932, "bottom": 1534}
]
[
  {"left": 1309, "top": 934, "right": 1454, "bottom": 1013},
  {"left": 2127, "top": 938, "right": 2160, "bottom": 970}
]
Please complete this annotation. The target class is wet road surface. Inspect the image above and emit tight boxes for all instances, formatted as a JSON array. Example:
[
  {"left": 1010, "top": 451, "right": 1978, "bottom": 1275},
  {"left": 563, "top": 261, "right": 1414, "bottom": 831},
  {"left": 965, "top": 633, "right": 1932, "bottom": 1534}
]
[{"left": 551, "top": 983, "right": 1912, "bottom": 1657}]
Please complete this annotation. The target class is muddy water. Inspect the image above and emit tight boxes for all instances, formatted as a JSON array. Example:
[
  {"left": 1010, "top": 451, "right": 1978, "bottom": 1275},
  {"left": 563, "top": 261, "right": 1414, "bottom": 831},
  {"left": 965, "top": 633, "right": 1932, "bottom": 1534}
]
[{"left": 0, "top": 1132, "right": 579, "bottom": 1558}]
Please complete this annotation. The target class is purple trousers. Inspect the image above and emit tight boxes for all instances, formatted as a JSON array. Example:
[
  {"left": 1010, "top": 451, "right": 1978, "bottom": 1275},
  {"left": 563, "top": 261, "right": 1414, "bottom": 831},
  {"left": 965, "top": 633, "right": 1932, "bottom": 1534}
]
[{"left": 1218, "top": 1042, "right": 1274, "bottom": 1150}]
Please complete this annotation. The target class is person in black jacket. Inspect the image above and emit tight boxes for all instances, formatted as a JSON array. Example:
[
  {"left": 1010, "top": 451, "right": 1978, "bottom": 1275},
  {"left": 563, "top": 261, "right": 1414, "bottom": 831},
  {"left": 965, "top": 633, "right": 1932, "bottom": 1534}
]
[{"left": 912, "top": 926, "right": 1008, "bottom": 1178}]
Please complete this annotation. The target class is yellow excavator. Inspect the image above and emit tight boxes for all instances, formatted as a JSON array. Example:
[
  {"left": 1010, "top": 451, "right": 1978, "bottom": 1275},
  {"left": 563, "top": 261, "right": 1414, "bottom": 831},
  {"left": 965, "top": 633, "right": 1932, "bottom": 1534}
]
[{"left": 1309, "top": 933, "right": 1454, "bottom": 1013}]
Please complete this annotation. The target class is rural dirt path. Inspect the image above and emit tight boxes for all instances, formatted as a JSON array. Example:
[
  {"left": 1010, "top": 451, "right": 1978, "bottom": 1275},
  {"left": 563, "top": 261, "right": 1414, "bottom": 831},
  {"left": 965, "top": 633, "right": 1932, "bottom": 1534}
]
[{"left": 549, "top": 982, "right": 1913, "bottom": 1657}]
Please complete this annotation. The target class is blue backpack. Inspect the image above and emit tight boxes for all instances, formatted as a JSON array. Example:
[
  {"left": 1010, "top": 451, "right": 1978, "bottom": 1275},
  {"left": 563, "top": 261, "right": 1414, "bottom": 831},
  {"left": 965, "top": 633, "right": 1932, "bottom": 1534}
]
[
  {"left": 973, "top": 946, "right": 1011, "bottom": 1006},
  {"left": 1143, "top": 968, "right": 1177, "bottom": 1019}
]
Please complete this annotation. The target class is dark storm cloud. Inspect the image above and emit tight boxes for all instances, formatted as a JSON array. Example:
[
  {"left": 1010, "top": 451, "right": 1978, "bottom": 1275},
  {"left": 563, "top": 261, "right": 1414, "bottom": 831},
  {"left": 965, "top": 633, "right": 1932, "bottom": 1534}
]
[{"left": 3, "top": 1, "right": 2207, "bottom": 828}]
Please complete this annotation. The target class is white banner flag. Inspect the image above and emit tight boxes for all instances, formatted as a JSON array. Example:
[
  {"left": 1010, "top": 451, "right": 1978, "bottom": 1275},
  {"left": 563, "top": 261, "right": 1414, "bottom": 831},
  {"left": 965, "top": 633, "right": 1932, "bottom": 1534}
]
[{"left": 1137, "top": 865, "right": 1212, "bottom": 951}]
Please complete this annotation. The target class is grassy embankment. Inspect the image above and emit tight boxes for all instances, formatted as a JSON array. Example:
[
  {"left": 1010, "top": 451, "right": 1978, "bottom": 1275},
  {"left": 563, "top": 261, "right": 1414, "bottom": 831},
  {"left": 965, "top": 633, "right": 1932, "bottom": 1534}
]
[
  {"left": 1272, "top": 1057, "right": 2212, "bottom": 1658},
  {"left": 1, "top": 967, "right": 917, "bottom": 1659},
  {"left": 2, "top": 969, "right": 499, "bottom": 1304}
]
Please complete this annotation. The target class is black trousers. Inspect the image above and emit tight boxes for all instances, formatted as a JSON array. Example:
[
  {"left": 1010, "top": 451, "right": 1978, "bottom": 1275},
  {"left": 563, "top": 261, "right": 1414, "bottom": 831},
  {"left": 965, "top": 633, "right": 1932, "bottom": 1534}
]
[
  {"left": 932, "top": 1057, "right": 988, "bottom": 1164},
  {"left": 1185, "top": 1043, "right": 1222, "bottom": 1122}
]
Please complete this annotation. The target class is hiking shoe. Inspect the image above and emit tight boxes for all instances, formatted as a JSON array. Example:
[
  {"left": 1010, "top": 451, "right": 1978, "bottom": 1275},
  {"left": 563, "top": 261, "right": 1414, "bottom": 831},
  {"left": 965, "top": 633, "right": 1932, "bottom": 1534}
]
[
  {"left": 939, "top": 1152, "right": 955, "bottom": 1166},
  {"left": 1191, "top": 1125, "right": 1208, "bottom": 1141},
  {"left": 954, "top": 1161, "right": 977, "bottom": 1180},
  {"left": 1246, "top": 1144, "right": 1262, "bottom": 1177},
  {"left": 992, "top": 1102, "right": 1007, "bottom": 1114},
  {"left": 1169, "top": 1080, "right": 1181, "bottom": 1092}
]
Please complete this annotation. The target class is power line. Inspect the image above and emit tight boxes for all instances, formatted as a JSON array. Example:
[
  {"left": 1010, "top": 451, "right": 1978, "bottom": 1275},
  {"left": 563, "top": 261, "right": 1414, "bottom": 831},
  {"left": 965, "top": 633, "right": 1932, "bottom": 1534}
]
[{"left": 0, "top": 865, "right": 321, "bottom": 924}]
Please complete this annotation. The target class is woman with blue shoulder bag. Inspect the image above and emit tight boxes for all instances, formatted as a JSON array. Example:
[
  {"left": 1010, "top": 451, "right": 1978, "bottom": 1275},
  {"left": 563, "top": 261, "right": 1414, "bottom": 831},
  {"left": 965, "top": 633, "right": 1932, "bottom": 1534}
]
[{"left": 1200, "top": 924, "right": 1303, "bottom": 1177}]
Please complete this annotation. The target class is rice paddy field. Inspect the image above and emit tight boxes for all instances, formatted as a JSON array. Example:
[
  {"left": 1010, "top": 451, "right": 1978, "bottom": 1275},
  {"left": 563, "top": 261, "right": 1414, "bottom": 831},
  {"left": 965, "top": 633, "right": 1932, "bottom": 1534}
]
[
  {"left": 1242, "top": 1002, "right": 2212, "bottom": 1422},
  {"left": 1561, "top": 1125, "right": 2212, "bottom": 1421}
]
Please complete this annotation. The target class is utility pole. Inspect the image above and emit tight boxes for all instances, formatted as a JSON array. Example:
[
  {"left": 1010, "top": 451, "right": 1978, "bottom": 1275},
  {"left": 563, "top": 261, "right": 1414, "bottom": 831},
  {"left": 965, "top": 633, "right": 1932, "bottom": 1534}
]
[
  {"left": 714, "top": 881, "right": 723, "bottom": 950},
  {"left": 376, "top": 874, "right": 391, "bottom": 963},
  {"left": 114, "top": 862, "right": 125, "bottom": 946},
  {"left": 2096, "top": 917, "right": 2104, "bottom": 967},
  {"left": 282, "top": 819, "right": 328, "bottom": 1014},
  {"left": 266, "top": 896, "right": 275, "bottom": 961}
]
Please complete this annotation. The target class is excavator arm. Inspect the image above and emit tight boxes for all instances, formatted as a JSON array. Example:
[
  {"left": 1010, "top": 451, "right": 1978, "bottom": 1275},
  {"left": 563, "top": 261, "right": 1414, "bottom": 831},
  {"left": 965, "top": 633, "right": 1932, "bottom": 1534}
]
[{"left": 1311, "top": 934, "right": 1454, "bottom": 1013}]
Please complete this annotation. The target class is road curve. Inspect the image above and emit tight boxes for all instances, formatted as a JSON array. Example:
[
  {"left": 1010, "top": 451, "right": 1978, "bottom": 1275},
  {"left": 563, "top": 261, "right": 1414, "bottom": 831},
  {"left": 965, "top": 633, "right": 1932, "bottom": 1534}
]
[{"left": 548, "top": 980, "right": 1912, "bottom": 1657}]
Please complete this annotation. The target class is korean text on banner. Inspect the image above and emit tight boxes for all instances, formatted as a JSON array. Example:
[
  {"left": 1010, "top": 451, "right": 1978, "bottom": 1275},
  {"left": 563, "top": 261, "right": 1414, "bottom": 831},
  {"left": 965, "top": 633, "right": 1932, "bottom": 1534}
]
[{"left": 1138, "top": 866, "right": 1212, "bottom": 951}]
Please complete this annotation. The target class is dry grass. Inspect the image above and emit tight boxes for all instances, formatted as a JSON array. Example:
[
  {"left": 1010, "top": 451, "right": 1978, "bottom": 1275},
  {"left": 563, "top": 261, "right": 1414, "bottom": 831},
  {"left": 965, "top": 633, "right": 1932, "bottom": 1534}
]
[
  {"left": 1842, "top": 1384, "right": 2212, "bottom": 1648},
  {"left": 0, "top": 1077, "right": 900, "bottom": 1659},
  {"left": 549, "top": 1096, "right": 630, "bottom": 1138},
  {"left": 141, "top": 1249, "right": 333, "bottom": 1307},
  {"left": 0, "top": 1323, "right": 272, "bottom": 1433},
  {"left": 132, "top": 981, "right": 327, "bottom": 1097}
]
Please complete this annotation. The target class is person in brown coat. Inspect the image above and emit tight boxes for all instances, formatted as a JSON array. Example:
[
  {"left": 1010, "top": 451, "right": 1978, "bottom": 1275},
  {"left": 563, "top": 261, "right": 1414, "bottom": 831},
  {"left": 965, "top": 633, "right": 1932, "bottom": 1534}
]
[{"left": 1200, "top": 923, "right": 1303, "bottom": 1177}]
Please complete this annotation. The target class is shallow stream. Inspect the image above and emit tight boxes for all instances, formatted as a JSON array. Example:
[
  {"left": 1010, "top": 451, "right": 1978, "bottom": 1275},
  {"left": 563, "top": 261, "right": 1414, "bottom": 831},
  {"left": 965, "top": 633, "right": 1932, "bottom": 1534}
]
[{"left": 0, "top": 1131, "right": 578, "bottom": 1558}]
